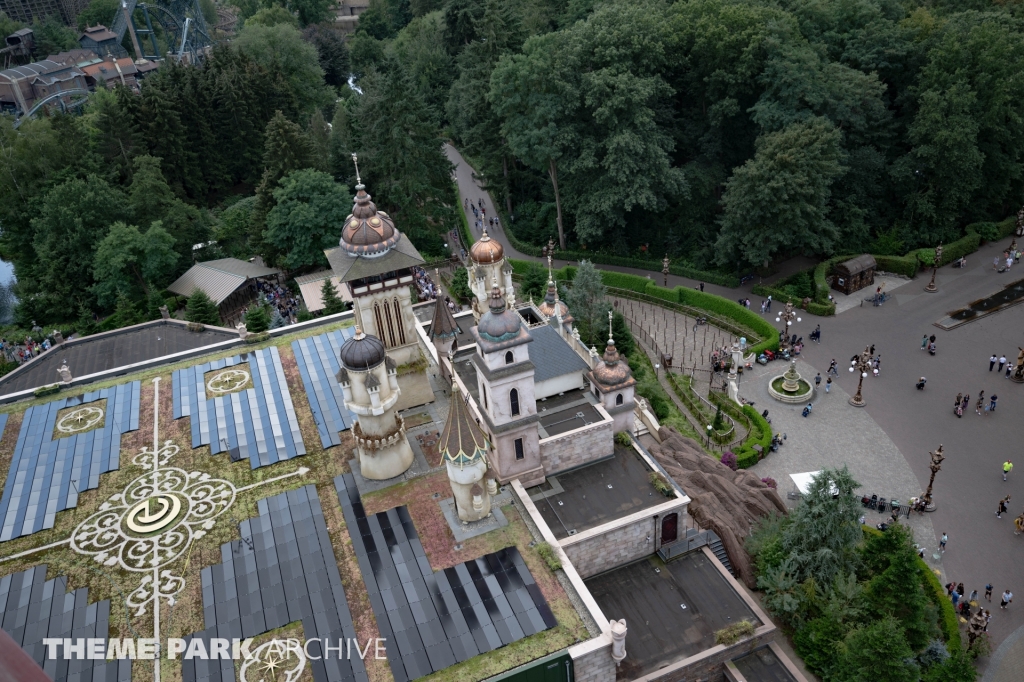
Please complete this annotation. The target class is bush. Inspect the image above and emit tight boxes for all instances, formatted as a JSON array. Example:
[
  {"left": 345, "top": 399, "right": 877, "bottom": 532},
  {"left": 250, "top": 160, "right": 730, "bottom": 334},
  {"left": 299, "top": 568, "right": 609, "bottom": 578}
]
[
  {"left": 874, "top": 254, "right": 920, "bottom": 277},
  {"left": 674, "top": 287, "right": 779, "bottom": 356},
  {"left": 185, "top": 290, "right": 221, "bottom": 326},
  {"left": 761, "top": 477, "right": 777, "bottom": 489},
  {"left": 601, "top": 271, "right": 653, "bottom": 293},
  {"left": 806, "top": 301, "right": 836, "bottom": 316},
  {"left": 733, "top": 405, "right": 772, "bottom": 468},
  {"left": 714, "top": 620, "right": 755, "bottom": 645},
  {"left": 721, "top": 451, "right": 737, "bottom": 471},
  {"left": 649, "top": 471, "right": 675, "bottom": 497},
  {"left": 244, "top": 305, "right": 270, "bottom": 333},
  {"left": 244, "top": 331, "right": 271, "bottom": 345},
  {"left": 967, "top": 222, "right": 999, "bottom": 241},
  {"left": 614, "top": 431, "right": 632, "bottom": 447},
  {"left": 910, "top": 232, "right": 981, "bottom": 268},
  {"left": 535, "top": 542, "right": 561, "bottom": 572},
  {"left": 448, "top": 268, "right": 473, "bottom": 303},
  {"left": 34, "top": 383, "right": 61, "bottom": 397}
]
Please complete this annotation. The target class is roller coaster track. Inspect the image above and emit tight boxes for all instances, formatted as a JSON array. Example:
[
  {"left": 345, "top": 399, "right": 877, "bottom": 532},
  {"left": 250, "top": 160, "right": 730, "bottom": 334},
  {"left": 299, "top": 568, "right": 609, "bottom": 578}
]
[{"left": 12, "top": 89, "right": 92, "bottom": 129}]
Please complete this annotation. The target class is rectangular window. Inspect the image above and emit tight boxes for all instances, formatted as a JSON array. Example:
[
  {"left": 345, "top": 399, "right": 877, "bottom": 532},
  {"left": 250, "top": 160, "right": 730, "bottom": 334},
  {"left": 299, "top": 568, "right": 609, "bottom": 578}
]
[{"left": 514, "top": 438, "right": 524, "bottom": 460}]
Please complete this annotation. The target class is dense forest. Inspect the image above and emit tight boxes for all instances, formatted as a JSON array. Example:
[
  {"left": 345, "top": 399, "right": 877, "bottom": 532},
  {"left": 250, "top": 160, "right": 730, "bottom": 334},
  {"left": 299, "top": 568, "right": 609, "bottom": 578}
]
[{"left": 2, "top": 0, "right": 1024, "bottom": 330}]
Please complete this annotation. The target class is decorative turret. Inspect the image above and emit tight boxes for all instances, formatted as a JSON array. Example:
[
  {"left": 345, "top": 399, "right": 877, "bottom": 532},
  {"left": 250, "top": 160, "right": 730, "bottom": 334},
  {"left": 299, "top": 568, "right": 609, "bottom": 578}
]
[
  {"left": 440, "top": 384, "right": 494, "bottom": 522},
  {"left": 586, "top": 311, "right": 637, "bottom": 433},
  {"left": 467, "top": 230, "right": 515, "bottom": 321},
  {"left": 537, "top": 256, "right": 572, "bottom": 331},
  {"left": 429, "top": 278, "right": 462, "bottom": 381},
  {"left": 338, "top": 326, "right": 414, "bottom": 480}
]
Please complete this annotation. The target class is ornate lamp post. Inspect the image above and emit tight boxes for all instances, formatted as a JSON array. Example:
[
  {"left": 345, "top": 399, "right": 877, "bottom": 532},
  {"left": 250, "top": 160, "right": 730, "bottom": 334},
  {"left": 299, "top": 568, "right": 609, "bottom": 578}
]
[
  {"left": 1012, "top": 347, "right": 1024, "bottom": 384},
  {"left": 848, "top": 346, "right": 872, "bottom": 407},
  {"left": 921, "top": 444, "right": 944, "bottom": 511},
  {"left": 662, "top": 255, "right": 670, "bottom": 287},
  {"left": 775, "top": 301, "right": 801, "bottom": 349},
  {"left": 924, "top": 242, "right": 943, "bottom": 293}
]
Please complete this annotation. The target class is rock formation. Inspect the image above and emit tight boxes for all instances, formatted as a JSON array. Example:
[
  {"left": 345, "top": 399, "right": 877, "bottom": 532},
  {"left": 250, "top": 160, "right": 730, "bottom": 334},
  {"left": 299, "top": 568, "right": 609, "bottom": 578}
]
[{"left": 648, "top": 426, "right": 787, "bottom": 588}]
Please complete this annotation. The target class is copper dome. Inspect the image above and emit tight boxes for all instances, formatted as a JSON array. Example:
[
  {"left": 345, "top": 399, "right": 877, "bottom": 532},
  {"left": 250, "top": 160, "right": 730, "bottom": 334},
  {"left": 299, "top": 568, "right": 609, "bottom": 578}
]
[
  {"left": 469, "top": 230, "right": 504, "bottom": 264},
  {"left": 339, "top": 185, "right": 400, "bottom": 256},
  {"left": 538, "top": 279, "right": 569, "bottom": 320},
  {"left": 339, "top": 326, "right": 387, "bottom": 371},
  {"left": 590, "top": 339, "right": 635, "bottom": 389}
]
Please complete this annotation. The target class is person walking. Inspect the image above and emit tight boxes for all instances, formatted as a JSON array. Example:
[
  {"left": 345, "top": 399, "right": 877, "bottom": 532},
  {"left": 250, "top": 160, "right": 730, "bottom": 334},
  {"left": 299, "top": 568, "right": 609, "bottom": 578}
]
[
  {"left": 991, "top": 354, "right": 998, "bottom": 371},
  {"left": 986, "top": 584, "right": 994, "bottom": 601},
  {"left": 828, "top": 359, "right": 838, "bottom": 376},
  {"left": 997, "top": 495, "right": 1010, "bottom": 518},
  {"left": 976, "top": 391, "right": 985, "bottom": 415},
  {"left": 1000, "top": 355, "right": 1007, "bottom": 372},
  {"left": 1002, "top": 590, "right": 1013, "bottom": 609},
  {"left": 814, "top": 324, "right": 821, "bottom": 343},
  {"left": 970, "top": 589, "right": 979, "bottom": 604},
  {"left": 922, "top": 334, "right": 929, "bottom": 350},
  {"left": 1008, "top": 363, "right": 1014, "bottom": 379},
  {"left": 815, "top": 373, "right": 821, "bottom": 389},
  {"left": 940, "top": 532, "right": 948, "bottom": 552},
  {"left": 701, "top": 282, "right": 706, "bottom": 293},
  {"left": 984, "top": 609, "right": 992, "bottom": 631},
  {"left": 951, "top": 590, "right": 960, "bottom": 607},
  {"left": 961, "top": 394, "right": 970, "bottom": 413},
  {"left": 1004, "top": 460, "right": 1014, "bottom": 481},
  {"left": 826, "top": 377, "right": 832, "bottom": 393},
  {"left": 1015, "top": 514, "right": 1024, "bottom": 535},
  {"left": 989, "top": 394, "right": 998, "bottom": 412}
]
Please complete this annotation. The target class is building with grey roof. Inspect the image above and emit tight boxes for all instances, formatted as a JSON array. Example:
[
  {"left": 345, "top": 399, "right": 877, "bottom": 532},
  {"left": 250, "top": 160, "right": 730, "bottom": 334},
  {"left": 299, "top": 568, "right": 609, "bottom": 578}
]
[{"left": 167, "top": 258, "right": 281, "bottom": 323}]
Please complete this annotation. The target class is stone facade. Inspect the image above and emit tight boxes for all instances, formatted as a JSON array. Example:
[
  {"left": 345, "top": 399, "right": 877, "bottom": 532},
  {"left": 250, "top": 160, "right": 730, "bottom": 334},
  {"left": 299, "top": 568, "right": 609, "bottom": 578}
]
[
  {"left": 351, "top": 287, "right": 420, "bottom": 365},
  {"left": 538, "top": 418, "right": 614, "bottom": 476},
  {"left": 569, "top": 637, "right": 616, "bottom": 682}
]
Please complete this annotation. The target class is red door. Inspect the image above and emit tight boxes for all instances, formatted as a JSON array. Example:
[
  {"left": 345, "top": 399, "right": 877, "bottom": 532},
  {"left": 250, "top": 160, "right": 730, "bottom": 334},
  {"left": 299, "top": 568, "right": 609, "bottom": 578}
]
[{"left": 661, "top": 513, "right": 678, "bottom": 544}]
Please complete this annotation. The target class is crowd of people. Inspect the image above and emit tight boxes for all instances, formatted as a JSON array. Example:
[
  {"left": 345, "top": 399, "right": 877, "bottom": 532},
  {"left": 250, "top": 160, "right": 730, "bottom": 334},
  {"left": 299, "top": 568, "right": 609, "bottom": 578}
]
[
  {"left": 465, "top": 198, "right": 500, "bottom": 233},
  {"left": 0, "top": 334, "right": 53, "bottom": 366},
  {"left": 412, "top": 267, "right": 439, "bottom": 301},
  {"left": 255, "top": 279, "right": 300, "bottom": 325}
]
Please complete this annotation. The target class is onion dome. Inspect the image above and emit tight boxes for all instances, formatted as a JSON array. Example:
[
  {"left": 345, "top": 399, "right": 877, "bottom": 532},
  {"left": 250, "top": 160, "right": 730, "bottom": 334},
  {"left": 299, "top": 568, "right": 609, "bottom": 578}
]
[
  {"left": 477, "top": 280, "right": 522, "bottom": 342},
  {"left": 588, "top": 313, "right": 635, "bottom": 390},
  {"left": 538, "top": 278, "right": 570, "bottom": 321},
  {"left": 469, "top": 230, "right": 504, "bottom": 264},
  {"left": 339, "top": 184, "right": 400, "bottom": 256},
  {"left": 339, "top": 326, "right": 387, "bottom": 371},
  {"left": 440, "top": 384, "right": 489, "bottom": 468}
]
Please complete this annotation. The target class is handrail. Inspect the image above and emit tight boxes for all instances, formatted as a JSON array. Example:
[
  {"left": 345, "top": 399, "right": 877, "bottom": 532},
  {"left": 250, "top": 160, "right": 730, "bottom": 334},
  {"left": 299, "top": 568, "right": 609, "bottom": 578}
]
[{"left": 607, "top": 287, "right": 763, "bottom": 345}]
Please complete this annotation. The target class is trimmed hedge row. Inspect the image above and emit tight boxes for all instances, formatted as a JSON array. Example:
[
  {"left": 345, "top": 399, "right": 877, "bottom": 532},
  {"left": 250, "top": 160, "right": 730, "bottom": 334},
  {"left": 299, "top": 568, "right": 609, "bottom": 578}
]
[
  {"left": 909, "top": 231, "right": 981, "bottom": 268},
  {"left": 736, "top": 405, "right": 772, "bottom": 468},
  {"left": 872, "top": 254, "right": 919, "bottom": 277},
  {"left": 862, "top": 525, "right": 962, "bottom": 652},
  {"left": 457, "top": 199, "right": 475, "bottom": 249},
  {"left": 674, "top": 286, "right": 779, "bottom": 355}
]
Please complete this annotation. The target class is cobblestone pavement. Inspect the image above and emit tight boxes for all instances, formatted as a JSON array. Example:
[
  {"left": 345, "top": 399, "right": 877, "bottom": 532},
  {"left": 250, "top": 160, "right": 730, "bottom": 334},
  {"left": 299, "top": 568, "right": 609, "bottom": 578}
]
[{"left": 612, "top": 296, "right": 741, "bottom": 370}]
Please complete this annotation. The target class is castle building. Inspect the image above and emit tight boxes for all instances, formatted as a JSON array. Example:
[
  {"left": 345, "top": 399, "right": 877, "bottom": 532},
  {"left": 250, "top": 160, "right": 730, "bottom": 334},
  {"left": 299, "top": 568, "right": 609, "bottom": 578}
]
[
  {"left": 468, "top": 282, "right": 544, "bottom": 486},
  {"left": 336, "top": 326, "right": 414, "bottom": 480},
  {"left": 467, "top": 230, "right": 515, "bottom": 321},
  {"left": 439, "top": 384, "right": 496, "bottom": 522},
  {"left": 325, "top": 166, "right": 424, "bottom": 365},
  {"left": 586, "top": 312, "right": 637, "bottom": 433}
]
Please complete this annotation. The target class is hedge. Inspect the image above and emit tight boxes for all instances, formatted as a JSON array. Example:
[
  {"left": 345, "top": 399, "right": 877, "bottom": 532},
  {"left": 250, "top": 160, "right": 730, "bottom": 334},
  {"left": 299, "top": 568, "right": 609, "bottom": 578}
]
[
  {"left": 734, "top": 405, "right": 772, "bottom": 468},
  {"left": 602, "top": 270, "right": 655, "bottom": 293},
  {"left": 967, "top": 217, "right": 1016, "bottom": 242},
  {"left": 909, "top": 231, "right": 981, "bottom": 268},
  {"left": 863, "top": 525, "right": 961, "bottom": 653},
  {"left": 457, "top": 198, "right": 475, "bottom": 250},
  {"left": 675, "top": 286, "right": 779, "bottom": 355},
  {"left": 872, "top": 254, "right": 919, "bottom": 277}
]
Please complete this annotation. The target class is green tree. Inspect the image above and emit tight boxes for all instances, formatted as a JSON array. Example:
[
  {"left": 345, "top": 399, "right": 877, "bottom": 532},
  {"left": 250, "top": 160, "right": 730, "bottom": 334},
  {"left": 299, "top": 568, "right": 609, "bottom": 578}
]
[
  {"left": 862, "top": 524, "right": 934, "bottom": 650},
  {"left": 518, "top": 262, "right": 548, "bottom": 301},
  {"left": 564, "top": 260, "right": 608, "bottom": 347},
  {"left": 302, "top": 23, "right": 350, "bottom": 88},
  {"left": 0, "top": 11, "right": 24, "bottom": 38},
  {"left": 29, "top": 176, "right": 129, "bottom": 319},
  {"left": 246, "top": 5, "right": 299, "bottom": 26},
  {"left": 85, "top": 86, "right": 139, "bottom": 183},
  {"left": 320, "top": 277, "right": 347, "bottom": 314},
  {"left": 923, "top": 645, "right": 976, "bottom": 682},
  {"left": 778, "top": 466, "right": 862, "bottom": 588},
  {"left": 186, "top": 290, "right": 221, "bottom": 325},
  {"left": 214, "top": 196, "right": 258, "bottom": 257},
  {"left": 838, "top": 616, "right": 919, "bottom": 682},
  {"left": 244, "top": 303, "right": 270, "bottom": 332},
  {"left": 265, "top": 169, "right": 350, "bottom": 269},
  {"left": 200, "top": 0, "right": 217, "bottom": 25},
  {"left": 234, "top": 22, "right": 332, "bottom": 113},
  {"left": 357, "top": 0, "right": 412, "bottom": 39},
  {"left": 448, "top": 268, "right": 472, "bottom": 302},
  {"left": 93, "top": 222, "right": 178, "bottom": 307},
  {"left": 77, "top": 0, "right": 119, "bottom": 31},
  {"left": 442, "top": 0, "right": 483, "bottom": 53},
  {"left": 307, "top": 109, "right": 331, "bottom": 172},
  {"left": 716, "top": 117, "right": 844, "bottom": 268},
  {"left": 253, "top": 112, "right": 315, "bottom": 262},
  {"left": 127, "top": 155, "right": 207, "bottom": 267},
  {"left": 389, "top": 12, "right": 453, "bottom": 124},
  {"left": 102, "top": 292, "right": 143, "bottom": 331},
  {"left": 286, "top": 0, "right": 334, "bottom": 26},
  {"left": 31, "top": 15, "right": 78, "bottom": 57}
]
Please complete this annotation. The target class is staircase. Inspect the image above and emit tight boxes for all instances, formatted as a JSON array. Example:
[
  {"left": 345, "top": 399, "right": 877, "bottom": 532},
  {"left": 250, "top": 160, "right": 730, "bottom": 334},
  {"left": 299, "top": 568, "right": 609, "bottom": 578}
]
[{"left": 658, "top": 528, "right": 736, "bottom": 577}]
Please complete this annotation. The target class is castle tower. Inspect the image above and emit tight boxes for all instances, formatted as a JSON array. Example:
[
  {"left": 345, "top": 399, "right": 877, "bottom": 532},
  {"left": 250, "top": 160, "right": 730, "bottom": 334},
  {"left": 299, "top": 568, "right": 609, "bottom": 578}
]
[
  {"left": 336, "top": 326, "right": 415, "bottom": 480},
  {"left": 440, "top": 384, "right": 495, "bottom": 522},
  {"left": 467, "top": 230, "right": 515, "bottom": 321},
  {"left": 586, "top": 311, "right": 637, "bottom": 434},
  {"left": 429, "top": 289, "right": 462, "bottom": 383},
  {"left": 325, "top": 154, "right": 424, "bottom": 364},
  {"left": 468, "top": 280, "right": 544, "bottom": 486}
]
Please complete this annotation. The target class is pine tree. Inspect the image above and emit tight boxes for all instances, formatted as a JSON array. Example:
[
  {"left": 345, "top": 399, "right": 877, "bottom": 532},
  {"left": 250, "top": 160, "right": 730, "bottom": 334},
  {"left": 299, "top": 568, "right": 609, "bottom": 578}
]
[
  {"left": 244, "top": 304, "right": 271, "bottom": 332},
  {"left": 321, "top": 278, "right": 347, "bottom": 314},
  {"left": 253, "top": 112, "right": 315, "bottom": 264},
  {"left": 186, "top": 290, "right": 221, "bottom": 325},
  {"left": 565, "top": 260, "right": 609, "bottom": 347}
]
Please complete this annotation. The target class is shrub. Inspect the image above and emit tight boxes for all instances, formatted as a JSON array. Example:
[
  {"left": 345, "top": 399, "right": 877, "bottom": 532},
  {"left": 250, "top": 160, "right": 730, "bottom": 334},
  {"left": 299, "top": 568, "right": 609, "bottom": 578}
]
[
  {"left": 806, "top": 301, "right": 835, "bottom": 316},
  {"left": 649, "top": 471, "right": 675, "bottom": 497},
  {"left": 761, "top": 477, "right": 777, "bottom": 489},
  {"left": 447, "top": 268, "right": 473, "bottom": 303},
  {"left": 714, "top": 620, "right": 756, "bottom": 645},
  {"left": 614, "top": 431, "right": 632, "bottom": 447},
  {"left": 244, "top": 331, "right": 271, "bottom": 344},
  {"left": 34, "top": 383, "right": 61, "bottom": 397},
  {"left": 873, "top": 254, "right": 919, "bottom": 277},
  {"left": 244, "top": 305, "right": 270, "bottom": 333},
  {"left": 185, "top": 290, "right": 221, "bottom": 326},
  {"left": 721, "top": 450, "right": 737, "bottom": 471},
  {"left": 967, "top": 222, "right": 999, "bottom": 241},
  {"left": 675, "top": 287, "right": 779, "bottom": 356},
  {"left": 733, "top": 405, "right": 773, "bottom": 468},
  {"left": 910, "top": 232, "right": 981, "bottom": 268},
  {"left": 535, "top": 542, "right": 561, "bottom": 571}
]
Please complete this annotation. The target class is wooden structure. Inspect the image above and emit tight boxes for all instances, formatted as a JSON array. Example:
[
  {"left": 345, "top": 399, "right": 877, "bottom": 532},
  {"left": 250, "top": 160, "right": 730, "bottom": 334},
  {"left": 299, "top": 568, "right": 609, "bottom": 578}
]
[{"left": 831, "top": 255, "right": 876, "bottom": 295}]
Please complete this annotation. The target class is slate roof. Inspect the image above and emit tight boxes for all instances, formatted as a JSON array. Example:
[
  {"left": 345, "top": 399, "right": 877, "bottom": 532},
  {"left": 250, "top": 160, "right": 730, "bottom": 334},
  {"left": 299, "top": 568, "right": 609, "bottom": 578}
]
[
  {"left": 528, "top": 324, "right": 589, "bottom": 383},
  {"left": 439, "top": 384, "right": 488, "bottom": 467},
  {"left": 166, "top": 258, "right": 280, "bottom": 305},
  {"left": 324, "top": 234, "right": 424, "bottom": 283},
  {"left": 429, "top": 296, "right": 461, "bottom": 341},
  {"left": 0, "top": 320, "right": 238, "bottom": 396}
]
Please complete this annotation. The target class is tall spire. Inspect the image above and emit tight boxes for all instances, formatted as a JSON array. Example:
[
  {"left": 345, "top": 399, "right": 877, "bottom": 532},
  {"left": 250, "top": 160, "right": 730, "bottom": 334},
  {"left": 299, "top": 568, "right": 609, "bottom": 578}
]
[
  {"left": 439, "top": 384, "right": 489, "bottom": 468},
  {"left": 351, "top": 152, "right": 362, "bottom": 188},
  {"left": 608, "top": 310, "right": 614, "bottom": 345}
]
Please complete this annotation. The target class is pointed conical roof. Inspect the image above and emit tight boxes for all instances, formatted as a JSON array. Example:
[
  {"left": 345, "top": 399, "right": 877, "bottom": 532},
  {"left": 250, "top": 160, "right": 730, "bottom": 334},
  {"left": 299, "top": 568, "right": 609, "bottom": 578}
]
[
  {"left": 430, "top": 295, "right": 461, "bottom": 341},
  {"left": 440, "top": 384, "right": 489, "bottom": 468}
]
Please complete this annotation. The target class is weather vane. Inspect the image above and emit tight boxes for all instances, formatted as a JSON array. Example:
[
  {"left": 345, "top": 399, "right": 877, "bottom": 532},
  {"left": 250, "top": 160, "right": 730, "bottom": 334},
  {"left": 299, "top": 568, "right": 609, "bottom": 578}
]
[{"left": 351, "top": 152, "right": 361, "bottom": 186}]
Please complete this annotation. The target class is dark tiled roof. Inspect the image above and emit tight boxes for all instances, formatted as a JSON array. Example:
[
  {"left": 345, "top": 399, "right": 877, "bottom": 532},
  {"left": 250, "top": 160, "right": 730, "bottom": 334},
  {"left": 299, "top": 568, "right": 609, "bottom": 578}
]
[
  {"left": 528, "top": 324, "right": 589, "bottom": 383},
  {"left": 0, "top": 320, "right": 237, "bottom": 395},
  {"left": 439, "top": 384, "right": 488, "bottom": 467},
  {"left": 429, "top": 296, "right": 461, "bottom": 340},
  {"left": 324, "top": 234, "right": 424, "bottom": 283}
]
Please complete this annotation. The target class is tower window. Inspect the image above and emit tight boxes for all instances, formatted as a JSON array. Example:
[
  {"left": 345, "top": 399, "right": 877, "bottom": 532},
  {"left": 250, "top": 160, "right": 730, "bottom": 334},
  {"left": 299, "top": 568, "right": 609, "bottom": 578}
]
[
  {"left": 482, "top": 385, "right": 488, "bottom": 410},
  {"left": 510, "top": 388, "right": 520, "bottom": 416},
  {"left": 504, "top": 350, "right": 514, "bottom": 364},
  {"left": 616, "top": 393, "right": 624, "bottom": 406},
  {"left": 514, "top": 438, "right": 524, "bottom": 460}
]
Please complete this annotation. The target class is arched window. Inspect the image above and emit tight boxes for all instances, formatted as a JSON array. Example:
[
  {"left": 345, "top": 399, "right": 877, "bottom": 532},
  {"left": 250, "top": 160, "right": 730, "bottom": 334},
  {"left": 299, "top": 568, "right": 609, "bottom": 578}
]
[
  {"left": 510, "top": 388, "right": 520, "bottom": 417},
  {"left": 504, "top": 350, "right": 514, "bottom": 365},
  {"left": 615, "top": 393, "right": 624, "bottom": 406}
]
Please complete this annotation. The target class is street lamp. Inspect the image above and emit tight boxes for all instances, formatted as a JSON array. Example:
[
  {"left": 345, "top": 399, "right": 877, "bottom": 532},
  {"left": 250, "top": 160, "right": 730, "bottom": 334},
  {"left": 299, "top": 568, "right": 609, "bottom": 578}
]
[
  {"left": 921, "top": 444, "right": 944, "bottom": 511},
  {"left": 848, "top": 346, "right": 872, "bottom": 407},
  {"left": 662, "top": 255, "right": 670, "bottom": 287},
  {"left": 774, "top": 301, "right": 801, "bottom": 349},
  {"left": 924, "top": 242, "right": 943, "bottom": 293},
  {"left": 706, "top": 424, "right": 712, "bottom": 448}
]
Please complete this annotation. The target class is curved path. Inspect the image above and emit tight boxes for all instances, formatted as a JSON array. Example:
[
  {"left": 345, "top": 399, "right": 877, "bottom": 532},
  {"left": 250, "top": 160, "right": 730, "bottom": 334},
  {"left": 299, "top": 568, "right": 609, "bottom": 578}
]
[{"left": 448, "top": 143, "right": 1024, "bottom": 674}]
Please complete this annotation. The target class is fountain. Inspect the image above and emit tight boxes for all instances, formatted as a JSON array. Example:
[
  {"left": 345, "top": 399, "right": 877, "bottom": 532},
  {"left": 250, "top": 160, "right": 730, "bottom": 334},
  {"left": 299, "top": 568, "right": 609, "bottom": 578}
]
[{"left": 768, "top": 360, "right": 813, "bottom": 403}]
